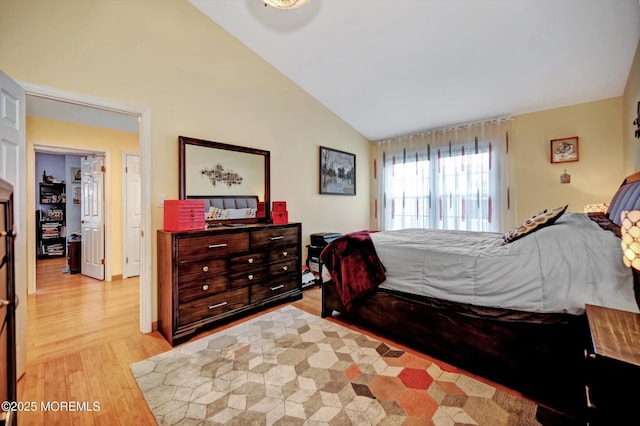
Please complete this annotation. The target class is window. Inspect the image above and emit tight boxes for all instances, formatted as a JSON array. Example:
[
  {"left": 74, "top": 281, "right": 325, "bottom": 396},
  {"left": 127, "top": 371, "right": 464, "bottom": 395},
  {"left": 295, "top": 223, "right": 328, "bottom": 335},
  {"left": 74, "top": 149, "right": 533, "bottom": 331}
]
[{"left": 372, "top": 121, "right": 511, "bottom": 233}]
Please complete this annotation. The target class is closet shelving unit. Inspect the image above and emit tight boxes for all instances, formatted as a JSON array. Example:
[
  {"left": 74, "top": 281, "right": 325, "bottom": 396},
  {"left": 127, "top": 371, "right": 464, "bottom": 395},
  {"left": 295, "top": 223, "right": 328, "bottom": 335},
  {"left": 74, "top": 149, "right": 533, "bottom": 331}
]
[{"left": 37, "top": 182, "right": 66, "bottom": 258}]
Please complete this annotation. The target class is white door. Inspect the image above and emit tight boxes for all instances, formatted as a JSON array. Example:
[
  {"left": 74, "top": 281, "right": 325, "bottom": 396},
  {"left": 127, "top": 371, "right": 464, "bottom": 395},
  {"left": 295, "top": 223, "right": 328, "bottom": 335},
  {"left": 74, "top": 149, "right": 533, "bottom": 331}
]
[
  {"left": 123, "top": 153, "right": 141, "bottom": 278},
  {"left": 81, "top": 155, "right": 105, "bottom": 280},
  {"left": 0, "top": 70, "right": 26, "bottom": 378}
]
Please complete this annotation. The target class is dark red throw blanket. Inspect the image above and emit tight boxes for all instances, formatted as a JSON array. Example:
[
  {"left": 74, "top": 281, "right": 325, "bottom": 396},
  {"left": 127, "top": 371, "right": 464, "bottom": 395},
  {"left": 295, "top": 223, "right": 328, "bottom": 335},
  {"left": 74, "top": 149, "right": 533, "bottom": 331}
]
[{"left": 319, "top": 230, "right": 386, "bottom": 311}]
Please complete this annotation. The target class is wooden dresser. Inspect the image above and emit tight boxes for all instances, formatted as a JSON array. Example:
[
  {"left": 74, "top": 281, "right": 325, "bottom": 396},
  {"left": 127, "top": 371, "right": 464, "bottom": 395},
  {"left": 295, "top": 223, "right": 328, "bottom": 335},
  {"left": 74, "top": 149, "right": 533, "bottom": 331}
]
[{"left": 157, "top": 222, "right": 302, "bottom": 345}]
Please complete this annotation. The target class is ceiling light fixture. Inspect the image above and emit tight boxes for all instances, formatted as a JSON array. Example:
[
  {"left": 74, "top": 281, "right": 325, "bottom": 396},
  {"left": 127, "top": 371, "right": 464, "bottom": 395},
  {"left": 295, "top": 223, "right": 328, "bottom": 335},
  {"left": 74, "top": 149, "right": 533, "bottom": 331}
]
[{"left": 262, "top": 0, "right": 311, "bottom": 10}]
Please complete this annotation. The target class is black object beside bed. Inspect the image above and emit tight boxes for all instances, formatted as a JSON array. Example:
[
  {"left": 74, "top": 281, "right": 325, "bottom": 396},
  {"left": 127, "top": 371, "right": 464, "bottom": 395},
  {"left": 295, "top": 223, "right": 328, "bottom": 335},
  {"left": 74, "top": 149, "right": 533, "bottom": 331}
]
[{"left": 320, "top": 172, "right": 640, "bottom": 420}]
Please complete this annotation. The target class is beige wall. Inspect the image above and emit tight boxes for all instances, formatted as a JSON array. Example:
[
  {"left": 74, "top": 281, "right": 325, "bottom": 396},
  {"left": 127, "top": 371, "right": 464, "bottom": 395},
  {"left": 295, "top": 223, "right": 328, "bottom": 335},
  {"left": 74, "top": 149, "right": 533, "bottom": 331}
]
[
  {"left": 513, "top": 38, "right": 639, "bottom": 223},
  {"left": 27, "top": 116, "right": 139, "bottom": 279},
  {"left": 623, "top": 40, "right": 640, "bottom": 175},
  {"left": 0, "top": 0, "right": 371, "bottom": 319},
  {"left": 512, "top": 98, "right": 624, "bottom": 222}
]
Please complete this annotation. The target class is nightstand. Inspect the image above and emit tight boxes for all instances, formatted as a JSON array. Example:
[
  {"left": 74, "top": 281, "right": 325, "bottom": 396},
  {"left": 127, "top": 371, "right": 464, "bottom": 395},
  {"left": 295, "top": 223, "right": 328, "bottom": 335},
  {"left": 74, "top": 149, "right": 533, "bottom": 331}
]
[
  {"left": 306, "top": 244, "right": 325, "bottom": 287},
  {"left": 584, "top": 304, "right": 640, "bottom": 424}
]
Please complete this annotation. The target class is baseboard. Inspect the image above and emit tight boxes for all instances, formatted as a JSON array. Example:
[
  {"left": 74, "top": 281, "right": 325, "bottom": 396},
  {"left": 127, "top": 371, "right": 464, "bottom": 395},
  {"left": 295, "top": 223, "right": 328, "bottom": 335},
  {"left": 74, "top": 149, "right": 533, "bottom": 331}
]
[{"left": 111, "top": 274, "right": 123, "bottom": 281}]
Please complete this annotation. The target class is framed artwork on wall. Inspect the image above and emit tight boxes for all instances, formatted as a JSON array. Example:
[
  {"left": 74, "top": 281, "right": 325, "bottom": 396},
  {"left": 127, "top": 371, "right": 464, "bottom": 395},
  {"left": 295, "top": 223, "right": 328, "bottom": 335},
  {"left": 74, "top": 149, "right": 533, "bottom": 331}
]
[
  {"left": 70, "top": 167, "right": 81, "bottom": 183},
  {"left": 72, "top": 185, "right": 81, "bottom": 205},
  {"left": 550, "top": 136, "right": 579, "bottom": 164},
  {"left": 319, "top": 146, "right": 356, "bottom": 195}
]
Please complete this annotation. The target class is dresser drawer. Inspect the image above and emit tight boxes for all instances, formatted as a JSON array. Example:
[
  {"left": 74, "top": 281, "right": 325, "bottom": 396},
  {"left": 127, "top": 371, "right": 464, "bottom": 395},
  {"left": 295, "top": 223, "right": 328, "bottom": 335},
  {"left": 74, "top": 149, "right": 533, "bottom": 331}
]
[
  {"left": 250, "top": 227, "right": 298, "bottom": 249},
  {"left": 230, "top": 252, "right": 266, "bottom": 268},
  {"left": 177, "top": 258, "right": 227, "bottom": 282},
  {"left": 178, "top": 287, "right": 249, "bottom": 327},
  {"left": 269, "top": 258, "right": 298, "bottom": 277},
  {"left": 251, "top": 277, "right": 298, "bottom": 303},
  {"left": 177, "top": 233, "right": 249, "bottom": 260},
  {"left": 178, "top": 274, "right": 228, "bottom": 303},
  {"left": 229, "top": 267, "right": 267, "bottom": 288},
  {"left": 269, "top": 245, "right": 298, "bottom": 262}
]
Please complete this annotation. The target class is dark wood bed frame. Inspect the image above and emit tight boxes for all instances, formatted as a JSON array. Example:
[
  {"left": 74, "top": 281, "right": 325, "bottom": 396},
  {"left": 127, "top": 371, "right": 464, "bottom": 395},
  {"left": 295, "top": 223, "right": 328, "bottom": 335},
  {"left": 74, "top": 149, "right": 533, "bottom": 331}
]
[
  {"left": 321, "top": 172, "right": 640, "bottom": 420},
  {"left": 322, "top": 282, "right": 589, "bottom": 418}
]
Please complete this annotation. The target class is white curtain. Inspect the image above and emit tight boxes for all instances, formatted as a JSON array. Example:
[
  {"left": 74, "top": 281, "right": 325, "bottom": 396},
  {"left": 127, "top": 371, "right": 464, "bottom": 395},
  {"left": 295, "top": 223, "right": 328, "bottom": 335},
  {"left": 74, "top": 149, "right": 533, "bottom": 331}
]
[{"left": 371, "top": 119, "right": 514, "bottom": 233}]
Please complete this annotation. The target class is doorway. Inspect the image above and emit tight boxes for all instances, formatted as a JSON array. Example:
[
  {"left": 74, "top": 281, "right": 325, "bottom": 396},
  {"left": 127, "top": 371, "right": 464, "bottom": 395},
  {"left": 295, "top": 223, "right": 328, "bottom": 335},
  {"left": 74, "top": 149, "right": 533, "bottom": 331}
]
[
  {"left": 21, "top": 80, "right": 152, "bottom": 334},
  {"left": 34, "top": 148, "right": 108, "bottom": 281},
  {"left": 123, "top": 152, "right": 141, "bottom": 279}
]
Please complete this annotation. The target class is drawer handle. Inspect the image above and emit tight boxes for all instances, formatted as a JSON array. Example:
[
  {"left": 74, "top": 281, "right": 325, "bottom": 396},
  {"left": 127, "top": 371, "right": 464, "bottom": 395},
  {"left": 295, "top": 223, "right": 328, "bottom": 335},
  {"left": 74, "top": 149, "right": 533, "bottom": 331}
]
[
  {"left": 202, "top": 284, "right": 209, "bottom": 291},
  {"left": 209, "top": 301, "right": 227, "bottom": 309},
  {"left": 248, "top": 258, "right": 254, "bottom": 264},
  {"left": 248, "top": 274, "right": 254, "bottom": 280},
  {"left": 270, "top": 284, "right": 284, "bottom": 291},
  {"left": 585, "top": 385, "right": 596, "bottom": 409},
  {"left": 282, "top": 251, "right": 288, "bottom": 257},
  {"left": 208, "top": 243, "right": 228, "bottom": 249},
  {"left": 202, "top": 266, "right": 209, "bottom": 272},
  {"left": 270, "top": 236, "right": 284, "bottom": 241},
  {"left": 282, "top": 266, "right": 288, "bottom": 271}
]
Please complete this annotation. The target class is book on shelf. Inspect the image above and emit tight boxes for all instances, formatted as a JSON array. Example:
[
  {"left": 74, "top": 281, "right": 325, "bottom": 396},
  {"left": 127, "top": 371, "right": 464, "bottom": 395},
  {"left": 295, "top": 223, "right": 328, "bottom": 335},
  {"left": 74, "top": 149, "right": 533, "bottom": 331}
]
[{"left": 45, "top": 242, "right": 64, "bottom": 255}]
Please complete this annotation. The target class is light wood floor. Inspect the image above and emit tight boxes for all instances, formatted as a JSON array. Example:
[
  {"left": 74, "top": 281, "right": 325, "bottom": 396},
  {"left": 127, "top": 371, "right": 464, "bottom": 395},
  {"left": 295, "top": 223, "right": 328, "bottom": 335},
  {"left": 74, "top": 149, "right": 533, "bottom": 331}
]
[{"left": 16, "top": 257, "right": 324, "bottom": 425}]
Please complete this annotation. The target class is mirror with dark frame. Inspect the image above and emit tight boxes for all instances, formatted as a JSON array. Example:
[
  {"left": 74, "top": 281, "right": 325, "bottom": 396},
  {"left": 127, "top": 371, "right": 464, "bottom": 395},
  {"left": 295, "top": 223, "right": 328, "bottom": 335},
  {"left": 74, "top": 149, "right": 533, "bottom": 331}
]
[{"left": 179, "top": 136, "right": 271, "bottom": 225}]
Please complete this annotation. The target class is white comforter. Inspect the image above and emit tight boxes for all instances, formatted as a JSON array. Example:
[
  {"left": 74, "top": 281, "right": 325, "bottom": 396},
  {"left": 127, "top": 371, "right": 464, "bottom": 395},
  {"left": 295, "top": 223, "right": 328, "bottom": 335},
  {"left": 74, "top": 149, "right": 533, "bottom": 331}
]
[{"left": 370, "top": 212, "right": 639, "bottom": 315}]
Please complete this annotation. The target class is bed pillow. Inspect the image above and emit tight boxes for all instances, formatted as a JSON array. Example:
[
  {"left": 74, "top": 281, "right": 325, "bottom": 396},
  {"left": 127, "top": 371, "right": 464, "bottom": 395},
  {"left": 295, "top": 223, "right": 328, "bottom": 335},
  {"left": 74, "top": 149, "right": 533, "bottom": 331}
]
[
  {"left": 502, "top": 204, "right": 568, "bottom": 244},
  {"left": 226, "top": 208, "right": 256, "bottom": 219},
  {"left": 207, "top": 207, "right": 256, "bottom": 220},
  {"left": 207, "top": 206, "right": 228, "bottom": 220}
]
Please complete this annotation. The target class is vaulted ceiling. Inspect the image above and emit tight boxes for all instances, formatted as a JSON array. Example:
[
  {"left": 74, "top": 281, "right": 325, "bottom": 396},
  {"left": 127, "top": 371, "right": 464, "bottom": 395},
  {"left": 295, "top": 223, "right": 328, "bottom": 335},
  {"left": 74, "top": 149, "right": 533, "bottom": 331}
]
[{"left": 190, "top": 0, "right": 640, "bottom": 141}]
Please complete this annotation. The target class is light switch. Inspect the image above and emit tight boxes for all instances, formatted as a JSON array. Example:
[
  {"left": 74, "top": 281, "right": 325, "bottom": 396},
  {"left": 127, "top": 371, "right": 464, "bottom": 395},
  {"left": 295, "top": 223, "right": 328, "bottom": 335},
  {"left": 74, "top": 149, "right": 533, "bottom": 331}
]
[{"left": 157, "top": 193, "right": 166, "bottom": 208}]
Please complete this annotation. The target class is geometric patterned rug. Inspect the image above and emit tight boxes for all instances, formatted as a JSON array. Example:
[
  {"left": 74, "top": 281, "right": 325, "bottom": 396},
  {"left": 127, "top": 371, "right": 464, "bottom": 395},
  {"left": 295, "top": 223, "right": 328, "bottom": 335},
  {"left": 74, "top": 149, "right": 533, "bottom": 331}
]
[{"left": 131, "top": 306, "right": 554, "bottom": 425}]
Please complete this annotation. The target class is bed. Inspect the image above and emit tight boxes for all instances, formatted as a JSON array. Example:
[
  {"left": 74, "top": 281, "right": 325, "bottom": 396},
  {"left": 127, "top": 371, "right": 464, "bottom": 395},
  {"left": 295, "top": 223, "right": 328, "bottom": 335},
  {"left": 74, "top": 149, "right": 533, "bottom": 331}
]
[{"left": 320, "top": 172, "right": 640, "bottom": 420}]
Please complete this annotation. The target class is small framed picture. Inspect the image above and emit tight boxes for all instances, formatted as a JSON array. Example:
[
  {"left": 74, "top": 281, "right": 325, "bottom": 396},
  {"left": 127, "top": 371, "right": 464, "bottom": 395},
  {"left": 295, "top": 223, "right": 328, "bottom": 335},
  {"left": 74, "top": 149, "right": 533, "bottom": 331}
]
[
  {"left": 319, "top": 146, "right": 356, "bottom": 195},
  {"left": 70, "top": 167, "right": 82, "bottom": 183},
  {"left": 550, "top": 136, "right": 579, "bottom": 164},
  {"left": 72, "top": 185, "right": 81, "bottom": 205}
]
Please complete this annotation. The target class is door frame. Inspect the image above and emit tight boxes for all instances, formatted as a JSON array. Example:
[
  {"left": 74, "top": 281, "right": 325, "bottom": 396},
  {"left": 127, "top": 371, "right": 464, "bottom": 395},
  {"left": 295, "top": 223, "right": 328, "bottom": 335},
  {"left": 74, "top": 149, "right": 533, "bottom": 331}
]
[{"left": 20, "top": 80, "right": 152, "bottom": 334}]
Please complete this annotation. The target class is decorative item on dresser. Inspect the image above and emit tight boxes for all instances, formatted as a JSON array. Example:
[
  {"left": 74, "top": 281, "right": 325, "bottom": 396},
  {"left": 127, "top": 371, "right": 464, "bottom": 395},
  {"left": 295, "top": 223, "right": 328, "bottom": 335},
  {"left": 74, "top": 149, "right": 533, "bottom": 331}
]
[
  {"left": 271, "top": 200, "right": 288, "bottom": 224},
  {"left": 157, "top": 222, "right": 302, "bottom": 346}
]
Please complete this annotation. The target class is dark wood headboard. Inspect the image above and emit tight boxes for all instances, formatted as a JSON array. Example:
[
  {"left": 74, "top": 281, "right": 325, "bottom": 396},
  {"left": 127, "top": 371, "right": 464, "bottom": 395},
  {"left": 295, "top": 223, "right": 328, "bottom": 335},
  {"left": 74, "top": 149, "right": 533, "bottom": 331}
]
[{"left": 622, "top": 171, "right": 640, "bottom": 185}]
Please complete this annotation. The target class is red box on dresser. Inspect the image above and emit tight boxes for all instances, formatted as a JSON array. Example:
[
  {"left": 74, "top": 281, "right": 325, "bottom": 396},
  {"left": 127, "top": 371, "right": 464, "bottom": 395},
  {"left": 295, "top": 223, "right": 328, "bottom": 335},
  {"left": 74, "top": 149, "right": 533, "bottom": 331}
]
[
  {"left": 272, "top": 210, "right": 289, "bottom": 224},
  {"left": 257, "top": 201, "right": 266, "bottom": 218},
  {"left": 164, "top": 200, "right": 206, "bottom": 231},
  {"left": 272, "top": 201, "right": 287, "bottom": 211}
]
